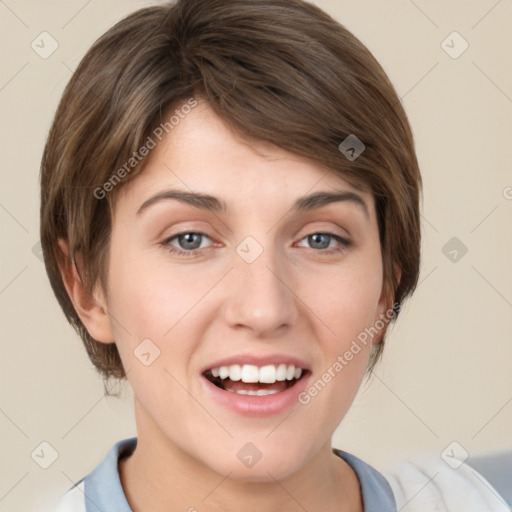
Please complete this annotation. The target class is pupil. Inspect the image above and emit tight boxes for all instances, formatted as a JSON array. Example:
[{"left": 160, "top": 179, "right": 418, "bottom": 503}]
[
  {"left": 310, "top": 234, "right": 329, "bottom": 249},
  {"left": 180, "top": 233, "right": 201, "bottom": 250}
]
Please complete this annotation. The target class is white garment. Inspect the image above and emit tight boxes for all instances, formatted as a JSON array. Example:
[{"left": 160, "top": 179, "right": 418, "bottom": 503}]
[
  {"left": 45, "top": 481, "right": 85, "bottom": 512},
  {"left": 44, "top": 447, "right": 511, "bottom": 512},
  {"left": 383, "top": 454, "right": 511, "bottom": 512}
]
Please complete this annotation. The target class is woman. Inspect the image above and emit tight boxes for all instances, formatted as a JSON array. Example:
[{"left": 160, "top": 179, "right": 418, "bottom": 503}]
[{"left": 39, "top": 1, "right": 509, "bottom": 510}]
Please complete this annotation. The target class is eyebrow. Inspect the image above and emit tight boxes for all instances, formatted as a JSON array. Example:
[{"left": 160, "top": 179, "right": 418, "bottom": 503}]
[{"left": 136, "top": 189, "right": 369, "bottom": 219}]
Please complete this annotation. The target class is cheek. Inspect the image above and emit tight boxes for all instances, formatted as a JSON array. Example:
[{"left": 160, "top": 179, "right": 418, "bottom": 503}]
[
  {"left": 300, "top": 254, "right": 384, "bottom": 345},
  {"left": 106, "top": 239, "right": 194, "bottom": 330},
  {"left": 104, "top": 243, "right": 217, "bottom": 372},
  {"left": 301, "top": 265, "right": 382, "bottom": 417}
]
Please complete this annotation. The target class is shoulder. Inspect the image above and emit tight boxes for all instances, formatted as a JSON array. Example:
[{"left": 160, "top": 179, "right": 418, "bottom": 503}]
[
  {"left": 380, "top": 449, "right": 512, "bottom": 512},
  {"left": 333, "top": 448, "right": 398, "bottom": 511},
  {"left": 43, "top": 437, "right": 137, "bottom": 512},
  {"left": 43, "top": 480, "right": 85, "bottom": 512}
]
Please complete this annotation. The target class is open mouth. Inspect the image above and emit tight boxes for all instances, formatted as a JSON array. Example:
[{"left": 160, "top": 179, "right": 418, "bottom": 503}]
[{"left": 203, "top": 363, "right": 309, "bottom": 396}]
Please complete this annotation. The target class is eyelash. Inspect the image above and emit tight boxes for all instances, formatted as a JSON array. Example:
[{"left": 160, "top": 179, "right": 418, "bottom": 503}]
[{"left": 160, "top": 231, "right": 352, "bottom": 258}]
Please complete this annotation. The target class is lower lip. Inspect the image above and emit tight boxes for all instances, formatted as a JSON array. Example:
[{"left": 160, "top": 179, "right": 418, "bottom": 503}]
[{"left": 200, "top": 373, "right": 311, "bottom": 417}]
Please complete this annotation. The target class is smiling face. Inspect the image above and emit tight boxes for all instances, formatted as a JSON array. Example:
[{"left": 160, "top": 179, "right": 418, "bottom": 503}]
[{"left": 91, "top": 99, "right": 389, "bottom": 481}]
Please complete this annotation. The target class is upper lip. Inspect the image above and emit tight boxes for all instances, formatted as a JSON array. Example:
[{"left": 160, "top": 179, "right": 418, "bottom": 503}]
[{"left": 201, "top": 353, "right": 311, "bottom": 374}]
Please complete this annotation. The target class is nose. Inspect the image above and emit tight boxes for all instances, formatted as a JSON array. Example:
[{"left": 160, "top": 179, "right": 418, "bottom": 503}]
[{"left": 222, "top": 246, "right": 299, "bottom": 337}]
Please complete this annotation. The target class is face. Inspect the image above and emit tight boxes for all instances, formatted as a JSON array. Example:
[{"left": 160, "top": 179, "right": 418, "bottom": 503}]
[{"left": 99, "top": 100, "right": 389, "bottom": 481}]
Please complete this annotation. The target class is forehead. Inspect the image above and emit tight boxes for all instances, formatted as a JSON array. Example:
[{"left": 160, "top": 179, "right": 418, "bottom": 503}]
[{"left": 114, "top": 101, "right": 375, "bottom": 218}]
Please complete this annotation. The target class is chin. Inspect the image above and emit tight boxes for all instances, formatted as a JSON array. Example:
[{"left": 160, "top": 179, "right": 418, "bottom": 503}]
[
  {"left": 203, "top": 450, "right": 306, "bottom": 483},
  {"left": 225, "top": 465, "right": 301, "bottom": 483}
]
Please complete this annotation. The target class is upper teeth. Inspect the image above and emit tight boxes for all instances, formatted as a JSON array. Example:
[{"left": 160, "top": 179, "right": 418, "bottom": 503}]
[{"left": 210, "top": 364, "right": 303, "bottom": 383}]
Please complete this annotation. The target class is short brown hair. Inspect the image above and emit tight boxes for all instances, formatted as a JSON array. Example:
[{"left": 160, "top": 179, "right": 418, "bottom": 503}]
[{"left": 40, "top": 0, "right": 422, "bottom": 390}]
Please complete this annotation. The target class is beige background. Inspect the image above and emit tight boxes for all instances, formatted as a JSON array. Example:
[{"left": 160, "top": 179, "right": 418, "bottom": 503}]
[{"left": 1, "top": 1, "right": 511, "bottom": 510}]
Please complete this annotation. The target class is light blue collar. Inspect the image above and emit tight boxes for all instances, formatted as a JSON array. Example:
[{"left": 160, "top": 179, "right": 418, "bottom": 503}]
[
  {"left": 333, "top": 448, "right": 397, "bottom": 511},
  {"left": 83, "top": 437, "right": 397, "bottom": 511},
  {"left": 83, "top": 437, "right": 135, "bottom": 511}
]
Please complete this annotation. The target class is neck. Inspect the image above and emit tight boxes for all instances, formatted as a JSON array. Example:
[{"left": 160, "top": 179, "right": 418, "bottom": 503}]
[
  {"left": 119, "top": 399, "right": 363, "bottom": 512},
  {"left": 119, "top": 439, "right": 363, "bottom": 512}
]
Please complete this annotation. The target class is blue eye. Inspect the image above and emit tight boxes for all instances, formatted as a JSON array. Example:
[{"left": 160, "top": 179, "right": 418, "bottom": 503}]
[
  {"left": 160, "top": 231, "right": 351, "bottom": 257},
  {"left": 161, "top": 232, "right": 212, "bottom": 257},
  {"left": 297, "top": 233, "right": 351, "bottom": 254}
]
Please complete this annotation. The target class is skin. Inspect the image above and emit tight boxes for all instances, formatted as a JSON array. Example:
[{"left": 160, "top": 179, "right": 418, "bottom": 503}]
[{"left": 60, "top": 99, "right": 393, "bottom": 512}]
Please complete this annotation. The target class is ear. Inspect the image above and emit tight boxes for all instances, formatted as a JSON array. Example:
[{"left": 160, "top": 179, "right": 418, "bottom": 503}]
[
  {"left": 57, "top": 238, "right": 115, "bottom": 344},
  {"left": 372, "top": 262, "right": 402, "bottom": 345}
]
